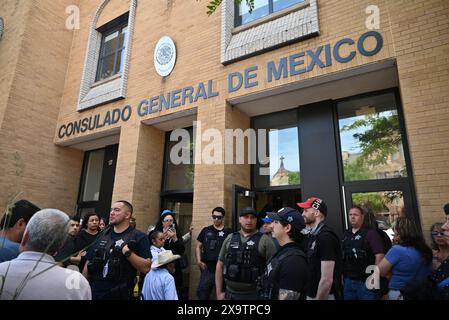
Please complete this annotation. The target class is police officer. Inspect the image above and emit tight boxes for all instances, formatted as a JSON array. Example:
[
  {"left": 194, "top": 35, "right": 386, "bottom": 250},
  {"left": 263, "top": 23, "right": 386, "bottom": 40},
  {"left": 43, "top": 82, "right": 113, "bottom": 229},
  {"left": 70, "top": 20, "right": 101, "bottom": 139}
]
[
  {"left": 215, "top": 207, "right": 276, "bottom": 300},
  {"left": 342, "top": 206, "right": 385, "bottom": 300},
  {"left": 195, "top": 207, "right": 231, "bottom": 300},
  {"left": 82, "top": 200, "right": 151, "bottom": 300},
  {"left": 258, "top": 207, "right": 308, "bottom": 300},
  {"left": 299, "top": 197, "right": 343, "bottom": 300}
]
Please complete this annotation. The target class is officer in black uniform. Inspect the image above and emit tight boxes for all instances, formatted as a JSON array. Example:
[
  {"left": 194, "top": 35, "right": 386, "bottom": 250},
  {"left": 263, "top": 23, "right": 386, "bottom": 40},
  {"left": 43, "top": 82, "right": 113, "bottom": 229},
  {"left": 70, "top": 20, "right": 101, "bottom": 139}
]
[
  {"left": 258, "top": 207, "right": 308, "bottom": 300},
  {"left": 342, "top": 206, "right": 384, "bottom": 300},
  {"left": 299, "top": 197, "right": 343, "bottom": 300},
  {"left": 195, "top": 207, "right": 231, "bottom": 300},
  {"left": 215, "top": 207, "right": 277, "bottom": 300},
  {"left": 83, "top": 200, "right": 151, "bottom": 300}
]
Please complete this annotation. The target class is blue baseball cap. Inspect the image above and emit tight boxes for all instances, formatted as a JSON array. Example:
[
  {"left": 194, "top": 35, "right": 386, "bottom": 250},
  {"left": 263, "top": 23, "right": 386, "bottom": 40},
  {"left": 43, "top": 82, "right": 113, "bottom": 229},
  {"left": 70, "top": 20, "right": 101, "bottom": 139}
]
[
  {"left": 261, "top": 215, "right": 274, "bottom": 223},
  {"left": 267, "top": 207, "right": 305, "bottom": 231},
  {"left": 161, "top": 209, "right": 176, "bottom": 217}
]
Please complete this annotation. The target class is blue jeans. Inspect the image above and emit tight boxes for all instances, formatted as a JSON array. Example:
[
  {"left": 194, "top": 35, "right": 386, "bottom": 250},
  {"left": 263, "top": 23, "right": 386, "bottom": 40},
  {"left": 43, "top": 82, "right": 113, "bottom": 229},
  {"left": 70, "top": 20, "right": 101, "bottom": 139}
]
[{"left": 344, "top": 277, "right": 380, "bottom": 300}]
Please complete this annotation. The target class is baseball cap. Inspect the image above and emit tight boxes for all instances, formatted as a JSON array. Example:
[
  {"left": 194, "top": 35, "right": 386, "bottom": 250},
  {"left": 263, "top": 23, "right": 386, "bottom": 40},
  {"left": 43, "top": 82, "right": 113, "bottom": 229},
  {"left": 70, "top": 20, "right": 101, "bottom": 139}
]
[
  {"left": 239, "top": 207, "right": 257, "bottom": 217},
  {"left": 160, "top": 209, "right": 176, "bottom": 217},
  {"left": 267, "top": 207, "right": 305, "bottom": 231},
  {"left": 297, "top": 197, "right": 327, "bottom": 216},
  {"left": 261, "top": 214, "right": 274, "bottom": 223}
]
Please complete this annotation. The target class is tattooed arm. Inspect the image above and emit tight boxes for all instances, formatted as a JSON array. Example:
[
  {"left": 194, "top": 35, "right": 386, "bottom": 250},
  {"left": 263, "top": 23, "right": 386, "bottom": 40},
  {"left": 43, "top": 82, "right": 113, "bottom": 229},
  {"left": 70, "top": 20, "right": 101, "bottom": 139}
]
[{"left": 278, "top": 289, "right": 301, "bottom": 300}]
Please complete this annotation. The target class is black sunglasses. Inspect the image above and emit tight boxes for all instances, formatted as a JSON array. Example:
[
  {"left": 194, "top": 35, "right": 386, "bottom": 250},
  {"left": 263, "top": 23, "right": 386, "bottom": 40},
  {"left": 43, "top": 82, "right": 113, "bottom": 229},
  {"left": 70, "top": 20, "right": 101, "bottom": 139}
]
[
  {"left": 212, "top": 215, "right": 223, "bottom": 220},
  {"left": 431, "top": 231, "right": 445, "bottom": 237}
]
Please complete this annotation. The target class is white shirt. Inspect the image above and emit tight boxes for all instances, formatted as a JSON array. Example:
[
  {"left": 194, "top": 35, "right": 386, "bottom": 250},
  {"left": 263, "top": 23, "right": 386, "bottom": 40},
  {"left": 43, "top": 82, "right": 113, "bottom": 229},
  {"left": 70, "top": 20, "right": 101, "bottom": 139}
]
[{"left": 0, "top": 251, "right": 91, "bottom": 300}]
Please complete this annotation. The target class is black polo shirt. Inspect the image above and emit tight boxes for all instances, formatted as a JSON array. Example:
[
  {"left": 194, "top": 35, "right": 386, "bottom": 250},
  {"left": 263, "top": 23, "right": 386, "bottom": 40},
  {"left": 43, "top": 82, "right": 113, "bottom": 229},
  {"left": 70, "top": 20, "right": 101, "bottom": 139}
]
[{"left": 197, "top": 225, "right": 232, "bottom": 272}]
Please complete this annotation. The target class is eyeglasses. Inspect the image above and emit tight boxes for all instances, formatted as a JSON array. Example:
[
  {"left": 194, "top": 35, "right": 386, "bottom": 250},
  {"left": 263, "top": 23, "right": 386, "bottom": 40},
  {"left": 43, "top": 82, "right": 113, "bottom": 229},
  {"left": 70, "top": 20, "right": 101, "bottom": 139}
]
[
  {"left": 212, "top": 215, "right": 223, "bottom": 220},
  {"left": 163, "top": 219, "right": 174, "bottom": 223},
  {"left": 431, "top": 231, "right": 445, "bottom": 237}
]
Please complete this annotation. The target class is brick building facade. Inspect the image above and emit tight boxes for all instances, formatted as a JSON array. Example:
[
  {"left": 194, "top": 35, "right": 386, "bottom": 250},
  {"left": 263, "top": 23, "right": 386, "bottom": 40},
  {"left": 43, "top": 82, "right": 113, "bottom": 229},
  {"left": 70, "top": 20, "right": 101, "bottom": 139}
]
[{"left": 1, "top": 0, "right": 448, "bottom": 298}]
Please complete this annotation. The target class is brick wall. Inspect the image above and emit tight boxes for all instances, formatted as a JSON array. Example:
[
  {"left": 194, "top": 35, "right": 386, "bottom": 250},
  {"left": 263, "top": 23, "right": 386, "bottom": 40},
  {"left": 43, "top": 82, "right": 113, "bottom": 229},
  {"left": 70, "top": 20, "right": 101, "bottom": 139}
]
[
  {"left": 1, "top": 0, "right": 449, "bottom": 298},
  {"left": 0, "top": 0, "right": 83, "bottom": 214},
  {"left": 386, "top": 0, "right": 449, "bottom": 237}
]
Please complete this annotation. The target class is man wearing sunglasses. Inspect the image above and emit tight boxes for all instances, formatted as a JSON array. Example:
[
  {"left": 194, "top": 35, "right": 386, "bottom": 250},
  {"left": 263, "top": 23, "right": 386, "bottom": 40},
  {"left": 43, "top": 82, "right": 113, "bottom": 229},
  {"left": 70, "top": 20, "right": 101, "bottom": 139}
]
[{"left": 195, "top": 207, "right": 231, "bottom": 300}]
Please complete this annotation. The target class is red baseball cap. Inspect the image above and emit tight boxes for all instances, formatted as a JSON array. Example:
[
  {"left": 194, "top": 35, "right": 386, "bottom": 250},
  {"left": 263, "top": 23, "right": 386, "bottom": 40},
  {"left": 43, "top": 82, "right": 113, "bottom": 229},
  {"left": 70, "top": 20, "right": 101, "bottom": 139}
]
[{"left": 297, "top": 197, "right": 327, "bottom": 216}]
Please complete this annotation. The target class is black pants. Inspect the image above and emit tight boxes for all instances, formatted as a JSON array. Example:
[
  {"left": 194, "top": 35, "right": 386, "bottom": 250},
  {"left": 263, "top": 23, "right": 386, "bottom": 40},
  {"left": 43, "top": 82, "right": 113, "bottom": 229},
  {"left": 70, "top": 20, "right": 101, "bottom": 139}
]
[
  {"left": 197, "top": 268, "right": 216, "bottom": 300},
  {"left": 225, "top": 290, "right": 259, "bottom": 300}
]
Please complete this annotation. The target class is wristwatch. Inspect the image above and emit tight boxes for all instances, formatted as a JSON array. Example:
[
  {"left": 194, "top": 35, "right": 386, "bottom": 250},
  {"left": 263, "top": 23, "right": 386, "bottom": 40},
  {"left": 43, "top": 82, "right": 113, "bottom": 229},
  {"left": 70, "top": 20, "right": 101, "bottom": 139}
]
[{"left": 123, "top": 249, "right": 132, "bottom": 258}]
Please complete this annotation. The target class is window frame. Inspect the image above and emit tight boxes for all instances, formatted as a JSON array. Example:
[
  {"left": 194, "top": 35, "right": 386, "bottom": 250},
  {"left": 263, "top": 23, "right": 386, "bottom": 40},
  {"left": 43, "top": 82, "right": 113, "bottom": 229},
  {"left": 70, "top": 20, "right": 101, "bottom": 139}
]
[
  {"left": 95, "top": 14, "right": 128, "bottom": 82},
  {"left": 234, "top": 0, "right": 304, "bottom": 27},
  {"left": 251, "top": 108, "right": 302, "bottom": 192},
  {"left": 333, "top": 88, "right": 420, "bottom": 226},
  {"left": 335, "top": 88, "right": 411, "bottom": 185}
]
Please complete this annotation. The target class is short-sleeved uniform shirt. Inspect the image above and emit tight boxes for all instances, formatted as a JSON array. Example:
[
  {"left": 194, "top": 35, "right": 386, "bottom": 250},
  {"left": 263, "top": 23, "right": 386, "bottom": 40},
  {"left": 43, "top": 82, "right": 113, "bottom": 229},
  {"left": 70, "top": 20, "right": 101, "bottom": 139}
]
[
  {"left": 86, "top": 226, "right": 151, "bottom": 299},
  {"left": 197, "top": 225, "right": 232, "bottom": 272}
]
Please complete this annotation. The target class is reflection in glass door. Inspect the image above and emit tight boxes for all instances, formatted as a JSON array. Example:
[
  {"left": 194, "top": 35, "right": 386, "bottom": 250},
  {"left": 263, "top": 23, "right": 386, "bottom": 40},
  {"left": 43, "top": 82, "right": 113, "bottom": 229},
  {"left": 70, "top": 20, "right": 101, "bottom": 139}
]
[
  {"left": 343, "top": 187, "right": 412, "bottom": 240},
  {"left": 337, "top": 90, "right": 419, "bottom": 231}
]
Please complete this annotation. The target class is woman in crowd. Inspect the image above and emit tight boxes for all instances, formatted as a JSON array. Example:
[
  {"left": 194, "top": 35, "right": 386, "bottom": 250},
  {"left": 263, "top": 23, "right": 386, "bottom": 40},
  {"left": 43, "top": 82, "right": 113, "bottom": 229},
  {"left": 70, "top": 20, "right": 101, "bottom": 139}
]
[
  {"left": 75, "top": 212, "right": 101, "bottom": 272},
  {"left": 430, "top": 219, "right": 449, "bottom": 299},
  {"left": 378, "top": 217, "right": 432, "bottom": 300},
  {"left": 430, "top": 222, "right": 449, "bottom": 270}
]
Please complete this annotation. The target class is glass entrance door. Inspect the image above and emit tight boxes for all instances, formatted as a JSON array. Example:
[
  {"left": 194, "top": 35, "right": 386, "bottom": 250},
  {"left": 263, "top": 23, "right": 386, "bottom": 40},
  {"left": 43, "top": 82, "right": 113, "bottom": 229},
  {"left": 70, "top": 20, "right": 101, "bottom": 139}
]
[
  {"left": 161, "top": 194, "right": 193, "bottom": 301},
  {"left": 342, "top": 183, "right": 416, "bottom": 239},
  {"left": 77, "top": 144, "right": 118, "bottom": 221},
  {"left": 232, "top": 184, "right": 301, "bottom": 231},
  {"left": 336, "top": 89, "right": 419, "bottom": 233}
]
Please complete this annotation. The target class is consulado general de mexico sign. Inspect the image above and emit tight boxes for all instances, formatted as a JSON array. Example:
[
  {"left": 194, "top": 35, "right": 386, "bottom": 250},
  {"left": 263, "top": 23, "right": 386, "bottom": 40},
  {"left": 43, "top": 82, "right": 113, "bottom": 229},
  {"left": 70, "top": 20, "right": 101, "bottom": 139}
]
[{"left": 58, "top": 31, "right": 384, "bottom": 139}]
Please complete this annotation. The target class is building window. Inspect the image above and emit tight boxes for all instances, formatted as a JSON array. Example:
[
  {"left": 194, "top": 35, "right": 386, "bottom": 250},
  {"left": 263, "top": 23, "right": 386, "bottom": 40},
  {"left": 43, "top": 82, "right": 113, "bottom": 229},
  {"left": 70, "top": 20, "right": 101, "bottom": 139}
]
[
  {"left": 235, "top": 0, "right": 304, "bottom": 26},
  {"left": 96, "top": 23, "right": 128, "bottom": 82},
  {"left": 77, "top": 0, "right": 137, "bottom": 111},
  {"left": 221, "top": 0, "right": 318, "bottom": 64},
  {"left": 253, "top": 109, "right": 300, "bottom": 188},
  {"left": 337, "top": 92, "right": 408, "bottom": 182}
]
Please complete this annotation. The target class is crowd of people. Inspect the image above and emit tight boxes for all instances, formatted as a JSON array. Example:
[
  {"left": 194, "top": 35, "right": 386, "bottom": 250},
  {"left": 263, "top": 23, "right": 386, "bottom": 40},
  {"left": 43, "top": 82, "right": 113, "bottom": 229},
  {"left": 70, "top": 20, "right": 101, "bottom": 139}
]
[{"left": 0, "top": 198, "right": 448, "bottom": 300}]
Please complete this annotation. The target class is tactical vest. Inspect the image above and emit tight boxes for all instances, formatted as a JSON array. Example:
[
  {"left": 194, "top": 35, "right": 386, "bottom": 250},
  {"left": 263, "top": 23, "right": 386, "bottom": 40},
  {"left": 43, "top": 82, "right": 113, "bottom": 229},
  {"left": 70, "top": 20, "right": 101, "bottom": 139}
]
[
  {"left": 258, "top": 246, "right": 307, "bottom": 300},
  {"left": 88, "top": 227, "right": 139, "bottom": 299},
  {"left": 224, "top": 232, "right": 265, "bottom": 284},
  {"left": 201, "top": 226, "right": 229, "bottom": 263},
  {"left": 342, "top": 228, "right": 375, "bottom": 279}
]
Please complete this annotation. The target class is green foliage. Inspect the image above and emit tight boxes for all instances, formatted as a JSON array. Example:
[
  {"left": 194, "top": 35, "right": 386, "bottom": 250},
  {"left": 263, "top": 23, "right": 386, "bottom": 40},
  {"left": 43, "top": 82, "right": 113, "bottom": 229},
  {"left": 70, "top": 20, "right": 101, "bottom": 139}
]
[
  {"left": 343, "top": 158, "right": 373, "bottom": 181},
  {"left": 341, "top": 113, "right": 401, "bottom": 167},
  {"left": 205, "top": 0, "right": 255, "bottom": 16},
  {"left": 352, "top": 192, "right": 386, "bottom": 214},
  {"left": 287, "top": 171, "right": 300, "bottom": 185}
]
